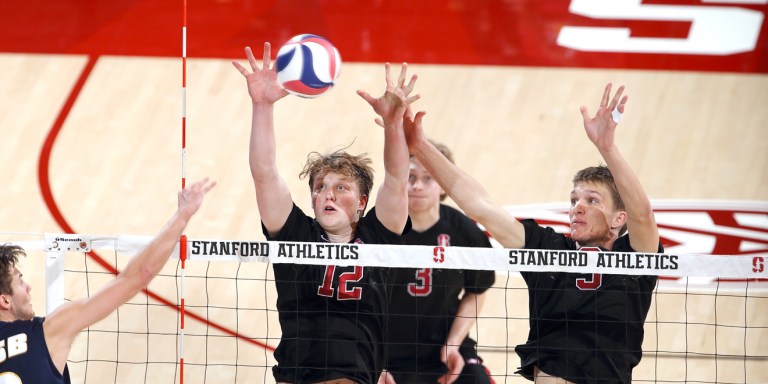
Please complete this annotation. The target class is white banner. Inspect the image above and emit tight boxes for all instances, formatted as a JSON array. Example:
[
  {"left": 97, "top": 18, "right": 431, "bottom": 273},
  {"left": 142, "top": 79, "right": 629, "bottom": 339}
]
[{"left": 183, "top": 238, "right": 764, "bottom": 279}]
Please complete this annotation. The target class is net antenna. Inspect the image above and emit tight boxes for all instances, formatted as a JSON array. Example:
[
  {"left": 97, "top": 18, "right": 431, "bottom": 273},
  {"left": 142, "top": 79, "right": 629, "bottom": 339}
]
[{"left": 179, "top": 0, "right": 188, "bottom": 382}]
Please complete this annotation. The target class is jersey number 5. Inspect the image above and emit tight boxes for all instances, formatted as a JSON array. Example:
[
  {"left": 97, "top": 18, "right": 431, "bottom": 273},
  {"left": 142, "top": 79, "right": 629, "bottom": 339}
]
[
  {"left": 576, "top": 247, "right": 602, "bottom": 290},
  {"left": 317, "top": 265, "right": 364, "bottom": 300}
]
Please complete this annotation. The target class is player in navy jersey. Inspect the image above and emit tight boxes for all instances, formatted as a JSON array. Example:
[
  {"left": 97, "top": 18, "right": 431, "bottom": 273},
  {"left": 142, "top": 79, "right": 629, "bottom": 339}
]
[
  {"left": 233, "top": 43, "right": 418, "bottom": 383},
  {"left": 400, "top": 84, "right": 661, "bottom": 384},
  {"left": 380, "top": 141, "right": 495, "bottom": 384},
  {"left": 0, "top": 178, "right": 215, "bottom": 384}
]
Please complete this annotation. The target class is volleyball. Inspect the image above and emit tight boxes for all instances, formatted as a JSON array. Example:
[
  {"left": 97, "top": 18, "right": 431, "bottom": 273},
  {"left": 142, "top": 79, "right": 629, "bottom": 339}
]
[{"left": 276, "top": 34, "right": 341, "bottom": 98}]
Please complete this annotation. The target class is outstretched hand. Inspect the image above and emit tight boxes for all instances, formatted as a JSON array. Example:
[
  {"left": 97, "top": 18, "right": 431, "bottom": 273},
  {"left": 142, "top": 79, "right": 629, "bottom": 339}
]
[
  {"left": 232, "top": 43, "right": 289, "bottom": 104},
  {"left": 580, "top": 83, "right": 627, "bottom": 152},
  {"left": 357, "top": 62, "right": 420, "bottom": 126},
  {"left": 178, "top": 178, "right": 216, "bottom": 219},
  {"left": 368, "top": 63, "right": 427, "bottom": 152}
]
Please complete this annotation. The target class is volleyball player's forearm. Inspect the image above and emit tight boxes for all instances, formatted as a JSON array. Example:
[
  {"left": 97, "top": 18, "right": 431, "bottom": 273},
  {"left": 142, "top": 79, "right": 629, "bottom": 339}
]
[
  {"left": 446, "top": 293, "right": 484, "bottom": 347},
  {"left": 248, "top": 103, "right": 294, "bottom": 232},
  {"left": 599, "top": 144, "right": 658, "bottom": 251},
  {"left": 382, "top": 118, "right": 410, "bottom": 189},
  {"left": 123, "top": 210, "right": 189, "bottom": 286},
  {"left": 249, "top": 103, "right": 278, "bottom": 182},
  {"left": 377, "top": 119, "right": 410, "bottom": 230}
]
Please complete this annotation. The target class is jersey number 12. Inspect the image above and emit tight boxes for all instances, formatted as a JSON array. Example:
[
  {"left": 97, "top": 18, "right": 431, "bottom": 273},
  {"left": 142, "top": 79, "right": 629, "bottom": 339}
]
[{"left": 317, "top": 265, "right": 364, "bottom": 300}]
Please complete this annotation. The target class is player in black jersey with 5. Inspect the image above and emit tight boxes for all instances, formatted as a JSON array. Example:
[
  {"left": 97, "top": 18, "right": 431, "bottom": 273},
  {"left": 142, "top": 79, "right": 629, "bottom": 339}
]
[{"left": 402, "top": 84, "right": 661, "bottom": 384}]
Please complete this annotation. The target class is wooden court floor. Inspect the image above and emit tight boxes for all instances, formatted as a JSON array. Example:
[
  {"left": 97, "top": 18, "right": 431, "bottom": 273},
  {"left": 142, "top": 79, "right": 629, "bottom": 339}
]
[{"left": 1, "top": 53, "right": 767, "bottom": 382}]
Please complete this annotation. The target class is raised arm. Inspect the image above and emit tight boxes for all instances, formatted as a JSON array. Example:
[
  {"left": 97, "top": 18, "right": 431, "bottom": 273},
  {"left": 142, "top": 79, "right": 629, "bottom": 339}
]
[
  {"left": 580, "top": 83, "right": 659, "bottom": 252},
  {"left": 43, "top": 178, "right": 216, "bottom": 374},
  {"left": 405, "top": 112, "right": 525, "bottom": 249},
  {"left": 232, "top": 43, "right": 293, "bottom": 235},
  {"left": 357, "top": 63, "right": 418, "bottom": 233}
]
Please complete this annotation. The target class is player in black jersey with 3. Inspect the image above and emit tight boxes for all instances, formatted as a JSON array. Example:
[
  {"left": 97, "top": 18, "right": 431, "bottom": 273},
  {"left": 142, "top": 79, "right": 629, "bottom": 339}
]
[
  {"left": 380, "top": 141, "right": 495, "bottom": 384},
  {"left": 401, "top": 84, "right": 661, "bottom": 384},
  {"left": 0, "top": 178, "right": 215, "bottom": 384},
  {"left": 233, "top": 43, "right": 418, "bottom": 384}
]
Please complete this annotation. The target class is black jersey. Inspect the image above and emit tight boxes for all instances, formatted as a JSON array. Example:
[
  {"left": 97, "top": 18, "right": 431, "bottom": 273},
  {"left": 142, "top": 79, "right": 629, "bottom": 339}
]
[
  {"left": 515, "top": 219, "right": 661, "bottom": 384},
  {"left": 0, "top": 317, "right": 71, "bottom": 384},
  {"left": 386, "top": 205, "right": 495, "bottom": 375},
  {"left": 265, "top": 204, "right": 408, "bottom": 384}
]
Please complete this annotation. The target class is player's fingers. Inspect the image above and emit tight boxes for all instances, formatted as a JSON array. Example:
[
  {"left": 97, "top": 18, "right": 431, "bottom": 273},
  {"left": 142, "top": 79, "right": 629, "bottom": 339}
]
[
  {"left": 405, "top": 94, "right": 421, "bottom": 105},
  {"left": 356, "top": 90, "right": 375, "bottom": 105},
  {"left": 580, "top": 105, "right": 591, "bottom": 121},
  {"left": 245, "top": 46, "right": 259, "bottom": 71},
  {"left": 404, "top": 74, "right": 418, "bottom": 96},
  {"left": 411, "top": 110, "right": 427, "bottom": 125},
  {"left": 384, "top": 62, "right": 393, "bottom": 87},
  {"left": 397, "top": 62, "right": 408, "bottom": 89},
  {"left": 608, "top": 85, "right": 625, "bottom": 111},
  {"left": 190, "top": 177, "right": 210, "bottom": 189},
  {"left": 263, "top": 42, "right": 272, "bottom": 69},
  {"left": 601, "top": 83, "right": 611, "bottom": 108},
  {"left": 202, "top": 179, "right": 217, "bottom": 193},
  {"left": 232, "top": 61, "right": 249, "bottom": 76},
  {"left": 617, "top": 95, "right": 629, "bottom": 113}
]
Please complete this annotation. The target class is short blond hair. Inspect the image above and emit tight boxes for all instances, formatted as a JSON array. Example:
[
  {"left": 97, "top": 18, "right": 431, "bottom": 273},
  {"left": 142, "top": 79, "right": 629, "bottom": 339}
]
[{"left": 300, "top": 149, "right": 375, "bottom": 201}]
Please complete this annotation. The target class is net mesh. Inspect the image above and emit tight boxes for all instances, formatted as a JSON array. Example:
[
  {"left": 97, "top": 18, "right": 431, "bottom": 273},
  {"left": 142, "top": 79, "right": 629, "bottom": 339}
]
[{"left": 5, "top": 231, "right": 768, "bottom": 384}]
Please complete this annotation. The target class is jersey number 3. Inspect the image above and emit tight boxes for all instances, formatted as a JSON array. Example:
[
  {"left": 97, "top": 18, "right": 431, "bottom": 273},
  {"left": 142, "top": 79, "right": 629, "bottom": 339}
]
[
  {"left": 407, "top": 268, "right": 433, "bottom": 297},
  {"left": 317, "top": 265, "right": 364, "bottom": 300}
]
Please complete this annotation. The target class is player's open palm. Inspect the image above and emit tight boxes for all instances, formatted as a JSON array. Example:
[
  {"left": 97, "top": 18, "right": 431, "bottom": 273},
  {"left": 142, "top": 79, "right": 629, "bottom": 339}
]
[
  {"left": 232, "top": 42, "right": 289, "bottom": 105},
  {"left": 358, "top": 62, "right": 420, "bottom": 126},
  {"left": 177, "top": 178, "right": 216, "bottom": 219},
  {"left": 580, "top": 83, "right": 627, "bottom": 152}
]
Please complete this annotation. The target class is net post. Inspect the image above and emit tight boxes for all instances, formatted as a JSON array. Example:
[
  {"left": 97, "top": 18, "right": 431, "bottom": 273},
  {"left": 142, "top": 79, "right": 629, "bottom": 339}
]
[
  {"left": 179, "top": 234, "right": 187, "bottom": 383},
  {"left": 179, "top": 0, "right": 187, "bottom": 382},
  {"left": 45, "top": 249, "right": 65, "bottom": 315}
]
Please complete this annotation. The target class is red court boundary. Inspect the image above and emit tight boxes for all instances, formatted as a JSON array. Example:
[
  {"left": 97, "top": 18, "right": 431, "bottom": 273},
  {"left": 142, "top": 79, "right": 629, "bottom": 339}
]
[{"left": 36, "top": 54, "right": 275, "bottom": 352}]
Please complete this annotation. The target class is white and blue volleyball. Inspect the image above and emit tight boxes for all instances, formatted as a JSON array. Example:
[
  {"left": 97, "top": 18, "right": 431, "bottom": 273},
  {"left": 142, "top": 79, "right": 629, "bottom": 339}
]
[{"left": 276, "top": 34, "right": 341, "bottom": 98}]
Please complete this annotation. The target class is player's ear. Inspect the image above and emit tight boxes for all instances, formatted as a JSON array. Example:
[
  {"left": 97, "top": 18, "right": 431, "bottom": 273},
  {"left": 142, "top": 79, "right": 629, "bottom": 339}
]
[
  {"left": 358, "top": 195, "right": 368, "bottom": 211},
  {"left": 612, "top": 211, "right": 627, "bottom": 231},
  {"left": 0, "top": 294, "right": 11, "bottom": 310}
]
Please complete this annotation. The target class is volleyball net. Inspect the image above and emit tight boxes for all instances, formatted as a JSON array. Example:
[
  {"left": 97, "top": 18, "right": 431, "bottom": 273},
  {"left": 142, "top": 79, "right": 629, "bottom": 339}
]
[{"left": 3, "top": 229, "right": 763, "bottom": 384}]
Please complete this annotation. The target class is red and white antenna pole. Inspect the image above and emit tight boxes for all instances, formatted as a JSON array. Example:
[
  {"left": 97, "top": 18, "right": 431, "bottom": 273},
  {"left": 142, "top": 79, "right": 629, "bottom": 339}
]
[{"left": 179, "top": 0, "right": 188, "bottom": 383}]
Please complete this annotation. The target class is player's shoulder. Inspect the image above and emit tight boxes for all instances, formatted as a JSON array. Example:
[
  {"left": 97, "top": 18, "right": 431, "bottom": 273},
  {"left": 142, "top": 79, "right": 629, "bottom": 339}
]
[{"left": 0, "top": 317, "right": 43, "bottom": 338}]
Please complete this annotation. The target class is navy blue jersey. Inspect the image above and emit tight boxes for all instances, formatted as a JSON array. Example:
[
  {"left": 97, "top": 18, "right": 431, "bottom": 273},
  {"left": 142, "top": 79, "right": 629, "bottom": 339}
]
[
  {"left": 0, "top": 317, "right": 71, "bottom": 384},
  {"left": 386, "top": 205, "right": 495, "bottom": 378},
  {"left": 265, "top": 204, "right": 408, "bottom": 384},
  {"left": 515, "top": 219, "right": 661, "bottom": 384}
]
